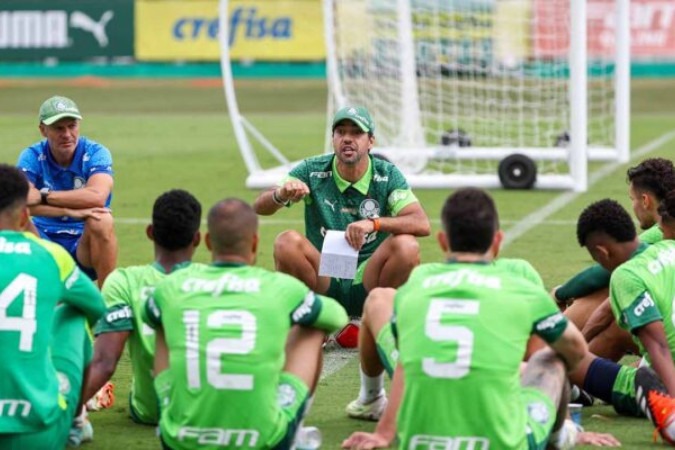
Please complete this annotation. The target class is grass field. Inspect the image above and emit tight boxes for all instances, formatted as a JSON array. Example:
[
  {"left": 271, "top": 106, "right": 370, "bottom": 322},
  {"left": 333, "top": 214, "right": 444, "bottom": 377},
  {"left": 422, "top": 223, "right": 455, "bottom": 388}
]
[{"left": 2, "top": 77, "right": 675, "bottom": 449}]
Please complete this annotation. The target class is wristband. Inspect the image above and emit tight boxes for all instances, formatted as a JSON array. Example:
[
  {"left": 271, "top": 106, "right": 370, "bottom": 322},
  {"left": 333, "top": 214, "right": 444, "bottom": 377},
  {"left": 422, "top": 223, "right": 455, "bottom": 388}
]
[
  {"left": 272, "top": 189, "right": 289, "bottom": 206},
  {"left": 369, "top": 217, "right": 381, "bottom": 232},
  {"left": 40, "top": 187, "right": 50, "bottom": 205}
]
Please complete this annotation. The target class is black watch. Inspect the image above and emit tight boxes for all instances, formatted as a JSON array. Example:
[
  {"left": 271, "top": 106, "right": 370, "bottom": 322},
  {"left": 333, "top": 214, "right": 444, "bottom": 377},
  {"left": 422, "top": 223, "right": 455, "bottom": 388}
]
[{"left": 40, "top": 187, "right": 50, "bottom": 205}]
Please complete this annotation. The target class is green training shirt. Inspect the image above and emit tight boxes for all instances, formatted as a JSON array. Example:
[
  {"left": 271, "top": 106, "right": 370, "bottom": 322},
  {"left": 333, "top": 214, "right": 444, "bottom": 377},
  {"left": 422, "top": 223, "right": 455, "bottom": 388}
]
[
  {"left": 392, "top": 261, "right": 567, "bottom": 450},
  {"left": 610, "top": 240, "right": 675, "bottom": 362},
  {"left": 0, "top": 231, "right": 104, "bottom": 433},
  {"left": 95, "top": 261, "right": 200, "bottom": 424},
  {"left": 143, "top": 262, "right": 348, "bottom": 450},
  {"left": 284, "top": 154, "right": 417, "bottom": 262}
]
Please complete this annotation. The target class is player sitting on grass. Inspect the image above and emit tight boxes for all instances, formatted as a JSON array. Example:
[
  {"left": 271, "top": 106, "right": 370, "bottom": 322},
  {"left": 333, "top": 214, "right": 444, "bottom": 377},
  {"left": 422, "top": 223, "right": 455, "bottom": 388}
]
[
  {"left": 253, "top": 106, "right": 430, "bottom": 323},
  {"left": 344, "top": 257, "right": 547, "bottom": 421},
  {"left": 143, "top": 198, "right": 349, "bottom": 450},
  {"left": 0, "top": 164, "right": 106, "bottom": 449},
  {"left": 555, "top": 158, "right": 675, "bottom": 362},
  {"left": 565, "top": 197, "right": 675, "bottom": 443},
  {"left": 343, "top": 187, "right": 592, "bottom": 449},
  {"left": 83, "top": 189, "right": 202, "bottom": 427}
]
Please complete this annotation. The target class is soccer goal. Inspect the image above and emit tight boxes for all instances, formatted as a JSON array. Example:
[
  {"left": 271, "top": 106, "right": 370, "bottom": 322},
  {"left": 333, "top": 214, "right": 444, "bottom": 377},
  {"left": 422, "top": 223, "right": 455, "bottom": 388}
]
[{"left": 219, "top": 0, "right": 630, "bottom": 192}]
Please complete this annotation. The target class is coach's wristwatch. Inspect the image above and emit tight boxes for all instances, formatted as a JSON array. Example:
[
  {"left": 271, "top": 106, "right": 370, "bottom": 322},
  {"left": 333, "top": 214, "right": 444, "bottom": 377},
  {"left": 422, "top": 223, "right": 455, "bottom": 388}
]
[{"left": 40, "top": 187, "right": 50, "bottom": 205}]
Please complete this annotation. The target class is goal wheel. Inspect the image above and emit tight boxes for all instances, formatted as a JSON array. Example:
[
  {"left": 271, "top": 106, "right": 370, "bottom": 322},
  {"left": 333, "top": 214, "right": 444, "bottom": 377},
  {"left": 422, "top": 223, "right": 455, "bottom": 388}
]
[{"left": 498, "top": 154, "right": 537, "bottom": 189}]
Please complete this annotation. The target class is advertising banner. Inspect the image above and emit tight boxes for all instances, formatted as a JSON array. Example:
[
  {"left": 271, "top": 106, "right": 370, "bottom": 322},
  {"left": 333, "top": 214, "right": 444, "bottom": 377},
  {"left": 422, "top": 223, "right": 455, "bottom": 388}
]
[
  {"left": 135, "top": 0, "right": 325, "bottom": 61},
  {"left": 534, "top": 0, "right": 675, "bottom": 59},
  {"left": 0, "top": 0, "right": 134, "bottom": 60}
]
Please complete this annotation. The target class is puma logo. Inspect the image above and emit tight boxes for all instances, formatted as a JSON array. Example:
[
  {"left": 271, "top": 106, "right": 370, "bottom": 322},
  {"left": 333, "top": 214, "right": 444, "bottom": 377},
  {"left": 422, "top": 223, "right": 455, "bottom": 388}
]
[
  {"left": 70, "top": 11, "right": 114, "bottom": 47},
  {"left": 324, "top": 199, "right": 337, "bottom": 212}
]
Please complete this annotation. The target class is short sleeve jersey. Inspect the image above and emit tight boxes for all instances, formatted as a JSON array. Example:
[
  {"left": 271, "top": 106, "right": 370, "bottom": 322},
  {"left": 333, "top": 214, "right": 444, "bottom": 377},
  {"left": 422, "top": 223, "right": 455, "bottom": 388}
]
[
  {"left": 143, "top": 263, "right": 346, "bottom": 449},
  {"left": 639, "top": 224, "right": 664, "bottom": 245},
  {"left": 94, "top": 261, "right": 201, "bottom": 424},
  {"left": 17, "top": 136, "right": 113, "bottom": 234},
  {"left": 392, "top": 261, "right": 567, "bottom": 450},
  {"left": 609, "top": 240, "right": 675, "bottom": 362},
  {"left": 493, "top": 258, "right": 545, "bottom": 288},
  {"left": 0, "top": 230, "right": 105, "bottom": 433},
  {"left": 285, "top": 154, "right": 417, "bottom": 262}
]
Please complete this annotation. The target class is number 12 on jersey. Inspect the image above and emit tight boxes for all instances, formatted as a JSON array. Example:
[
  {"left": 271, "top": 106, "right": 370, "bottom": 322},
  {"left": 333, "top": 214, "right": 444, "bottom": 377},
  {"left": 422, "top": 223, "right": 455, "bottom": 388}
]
[
  {"left": 183, "top": 309, "right": 257, "bottom": 391},
  {"left": 423, "top": 299, "right": 479, "bottom": 379}
]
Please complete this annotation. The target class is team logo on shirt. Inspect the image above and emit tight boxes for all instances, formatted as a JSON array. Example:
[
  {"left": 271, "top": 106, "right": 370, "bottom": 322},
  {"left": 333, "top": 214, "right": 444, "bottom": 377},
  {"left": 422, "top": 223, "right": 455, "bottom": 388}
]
[
  {"left": 359, "top": 199, "right": 380, "bottom": 219},
  {"left": 277, "top": 383, "right": 297, "bottom": 408},
  {"left": 73, "top": 177, "right": 85, "bottom": 189},
  {"left": 527, "top": 401, "right": 550, "bottom": 425}
]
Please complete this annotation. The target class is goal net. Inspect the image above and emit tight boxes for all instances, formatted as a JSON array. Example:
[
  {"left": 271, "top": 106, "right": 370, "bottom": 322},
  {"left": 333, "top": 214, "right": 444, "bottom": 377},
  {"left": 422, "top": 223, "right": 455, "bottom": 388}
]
[{"left": 220, "top": 0, "right": 630, "bottom": 191}]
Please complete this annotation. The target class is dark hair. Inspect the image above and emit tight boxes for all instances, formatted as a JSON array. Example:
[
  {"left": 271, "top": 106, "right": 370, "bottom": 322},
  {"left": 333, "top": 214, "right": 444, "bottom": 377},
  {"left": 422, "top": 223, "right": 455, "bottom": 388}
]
[
  {"left": 658, "top": 189, "right": 675, "bottom": 223},
  {"left": 152, "top": 189, "right": 202, "bottom": 250},
  {"left": 441, "top": 188, "right": 499, "bottom": 253},
  {"left": 576, "top": 199, "right": 636, "bottom": 246},
  {"left": 0, "top": 164, "right": 29, "bottom": 212},
  {"left": 626, "top": 158, "right": 675, "bottom": 201}
]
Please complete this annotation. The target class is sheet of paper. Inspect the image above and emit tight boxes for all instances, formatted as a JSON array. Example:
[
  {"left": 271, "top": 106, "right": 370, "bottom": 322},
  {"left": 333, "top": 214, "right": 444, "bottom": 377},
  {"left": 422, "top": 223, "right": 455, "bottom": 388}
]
[{"left": 319, "top": 230, "right": 359, "bottom": 279}]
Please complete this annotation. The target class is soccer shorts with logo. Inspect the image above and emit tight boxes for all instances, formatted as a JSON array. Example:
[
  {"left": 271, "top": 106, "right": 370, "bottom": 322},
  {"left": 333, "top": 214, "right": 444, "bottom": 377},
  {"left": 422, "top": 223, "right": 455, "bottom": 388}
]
[
  {"left": 0, "top": 305, "right": 90, "bottom": 449},
  {"left": 375, "top": 322, "right": 398, "bottom": 378},
  {"left": 523, "top": 387, "right": 557, "bottom": 450},
  {"left": 327, "top": 258, "right": 370, "bottom": 316}
]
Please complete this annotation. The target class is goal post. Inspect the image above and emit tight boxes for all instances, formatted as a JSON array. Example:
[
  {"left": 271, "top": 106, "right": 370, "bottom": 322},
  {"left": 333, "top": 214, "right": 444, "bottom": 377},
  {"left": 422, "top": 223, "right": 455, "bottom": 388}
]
[{"left": 220, "top": 0, "right": 631, "bottom": 191}]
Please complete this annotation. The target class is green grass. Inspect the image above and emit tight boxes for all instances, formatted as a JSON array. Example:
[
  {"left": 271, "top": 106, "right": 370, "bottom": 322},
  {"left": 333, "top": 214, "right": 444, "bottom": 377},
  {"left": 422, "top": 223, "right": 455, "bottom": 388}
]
[{"left": 1, "top": 77, "right": 675, "bottom": 449}]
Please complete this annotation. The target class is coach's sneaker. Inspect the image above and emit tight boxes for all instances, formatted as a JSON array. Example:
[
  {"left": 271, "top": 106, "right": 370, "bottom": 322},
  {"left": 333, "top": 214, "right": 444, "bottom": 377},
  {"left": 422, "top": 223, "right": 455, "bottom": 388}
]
[{"left": 345, "top": 394, "right": 388, "bottom": 421}]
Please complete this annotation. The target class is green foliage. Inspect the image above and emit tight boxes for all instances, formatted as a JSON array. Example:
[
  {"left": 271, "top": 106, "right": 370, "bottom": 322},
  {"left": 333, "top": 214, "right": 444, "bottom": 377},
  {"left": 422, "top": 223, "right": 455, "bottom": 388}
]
[{"left": 1, "top": 78, "right": 675, "bottom": 449}]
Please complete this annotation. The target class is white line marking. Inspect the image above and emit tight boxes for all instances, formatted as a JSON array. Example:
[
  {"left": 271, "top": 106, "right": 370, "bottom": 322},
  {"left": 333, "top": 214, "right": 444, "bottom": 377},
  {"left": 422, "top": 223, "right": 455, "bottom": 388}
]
[{"left": 502, "top": 130, "right": 675, "bottom": 248}]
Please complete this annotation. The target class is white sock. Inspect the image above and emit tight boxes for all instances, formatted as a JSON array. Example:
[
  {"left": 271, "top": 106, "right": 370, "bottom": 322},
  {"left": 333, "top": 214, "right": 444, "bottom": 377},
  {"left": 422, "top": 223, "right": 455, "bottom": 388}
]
[{"left": 358, "top": 365, "right": 384, "bottom": 403}]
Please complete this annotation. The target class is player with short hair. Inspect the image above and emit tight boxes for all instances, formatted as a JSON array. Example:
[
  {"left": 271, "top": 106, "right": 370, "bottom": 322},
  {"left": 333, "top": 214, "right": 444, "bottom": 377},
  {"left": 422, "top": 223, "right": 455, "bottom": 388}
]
[
  {"left": 17, "top": 95, "right": 118, "bottom": 287},
  {"left": 0, "top": 163, "right": 106, "bottom": 449},
  {"left": 253, "top": 106, "right": 430, "bottom": 318},
  {"left": 574, "top": 198, "right": 675, "bottom": 408},
  {"left": 144, "top": 198, "right": 349, "bottom": 450},
  {"left": 343, "top": 188, "right": 588, "bottom": 449},
  {"left": 555, "top": 158, "right": 675, "bottom": 361},
  {"left": 83, "top": 189, "right": 203, "bottom": 426}
]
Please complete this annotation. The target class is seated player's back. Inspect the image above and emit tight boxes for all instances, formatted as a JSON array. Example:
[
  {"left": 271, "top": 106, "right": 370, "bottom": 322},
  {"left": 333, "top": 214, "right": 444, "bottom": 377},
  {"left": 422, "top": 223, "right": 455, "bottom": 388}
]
[
  {"left": 0, "top": 231, "right": 80, "bottom": 431},
  {"left": 395, "top": 261, "right": 564, "bottom": 449},
  {"left": 610, "top": 238, "right": 675, "bottom": 360},
  {"left": 149, "top": 263, "right": 319, "bottom": 449}
]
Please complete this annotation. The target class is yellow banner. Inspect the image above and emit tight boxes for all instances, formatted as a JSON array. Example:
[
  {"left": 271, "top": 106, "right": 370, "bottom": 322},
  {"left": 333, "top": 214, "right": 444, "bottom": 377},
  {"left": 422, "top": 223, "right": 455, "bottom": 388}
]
[{"left": 135, "top": 0, "right": 325, "bottom": 61}]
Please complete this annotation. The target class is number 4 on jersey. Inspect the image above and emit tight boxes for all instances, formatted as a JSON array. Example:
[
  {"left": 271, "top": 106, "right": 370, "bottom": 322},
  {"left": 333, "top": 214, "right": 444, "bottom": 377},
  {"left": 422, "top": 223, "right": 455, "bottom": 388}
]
[{"left": 0, "top": 274, "right": 38, "bottom": 352}]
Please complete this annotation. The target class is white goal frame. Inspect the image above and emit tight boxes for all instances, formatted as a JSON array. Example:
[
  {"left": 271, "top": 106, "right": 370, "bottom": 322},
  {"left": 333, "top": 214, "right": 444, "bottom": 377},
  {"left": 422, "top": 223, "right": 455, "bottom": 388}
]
[{"left": 219, "top": 0, "right": 630, "bottom": 192}]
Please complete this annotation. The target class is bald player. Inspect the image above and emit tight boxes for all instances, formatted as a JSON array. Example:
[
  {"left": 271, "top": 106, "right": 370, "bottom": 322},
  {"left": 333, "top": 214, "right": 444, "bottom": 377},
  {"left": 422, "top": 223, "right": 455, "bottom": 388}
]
[{"left": 143, "top": 198, "right": 349, "bottom": 450}]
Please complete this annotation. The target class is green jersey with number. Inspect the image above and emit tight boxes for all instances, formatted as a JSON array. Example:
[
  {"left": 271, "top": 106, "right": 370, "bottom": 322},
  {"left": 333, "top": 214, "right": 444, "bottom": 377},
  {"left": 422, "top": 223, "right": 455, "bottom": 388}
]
[
  {"left": 143, "top": 262, "right": 348, "bottom": 450},
  {"left": 0, "top": 231, "right": 105, "bottom": 433},
  {"left": 610, "top": 240, "right": 675, "bottom": 362},
  {"left": 392, "top": 261, "right": 567, "bottom": 450},
  {"left": 95, "top": 261, "right": 200, "bottom": 424},
  {"left": 284, "top": 154, "right": 418, "bottom": 262}
]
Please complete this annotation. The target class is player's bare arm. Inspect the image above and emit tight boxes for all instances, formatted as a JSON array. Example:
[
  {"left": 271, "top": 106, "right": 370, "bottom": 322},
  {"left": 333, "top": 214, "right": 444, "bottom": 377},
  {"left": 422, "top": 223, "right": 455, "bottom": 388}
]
[
  {"left": 153, "top": 326, "right": 169, "bottom": 376},
  {"left": 581, "top": 297, "right": 614, "bottom": 341},
  {"left": 636, "top": 321, "right": 675, "bottom": 396},
  {"left": 253, "top": 179, "right": 310, "bottom": 215},
  {"left": 38, "top": 173, "right": 113, "bottom": 209},
  {"left": 548, "top": 321, "right": 588, "bottom": 372},
  {"left": 83, "top": 331, "right": 130, "bottom": 403}
]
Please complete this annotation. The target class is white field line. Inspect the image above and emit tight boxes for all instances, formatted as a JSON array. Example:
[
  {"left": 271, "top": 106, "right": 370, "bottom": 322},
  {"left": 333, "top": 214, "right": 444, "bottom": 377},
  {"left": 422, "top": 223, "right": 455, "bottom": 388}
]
[{"left": 502, "top": 130, "right": 675, "bottom": 249}]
